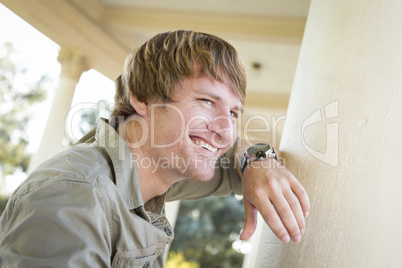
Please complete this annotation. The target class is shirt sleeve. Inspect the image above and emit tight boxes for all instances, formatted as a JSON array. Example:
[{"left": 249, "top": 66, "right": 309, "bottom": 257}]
[
  {"left": 0, "top": 179, "right": 112, "bottom": 267},
  {"left": 166, "top": 137, "right": 242, "bottom": 201}
]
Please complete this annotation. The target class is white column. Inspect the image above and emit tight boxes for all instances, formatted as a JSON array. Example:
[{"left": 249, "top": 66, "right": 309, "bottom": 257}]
[
  {"left": 28, "top": 48, "right": 89, "bottom": 172},
  {"left": 255, "top": 0, "right": 402, "bottom": 267},
  {"left": 164, "top": 200, "right": 181, "bottom": 260},
  {"left": 241, "top": 213, "right": 263, "bottom": 268}
]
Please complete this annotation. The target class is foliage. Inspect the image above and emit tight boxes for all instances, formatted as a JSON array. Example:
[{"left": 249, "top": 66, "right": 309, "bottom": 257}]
[
  {"left": 0, "top": 42, "right": 47, "bottom": 178},
  {"left": 71, "top": 100, "right": 112, "bottom": 142},
  {"left": 165, "top": 251, "right": 200, "bottom": 268},
  {"left": 0, "top": 195, "right": 9, "bottom": 216},
  {"left": 0, "top": 42, "right": 49, "bottom": 215},
  {"left": 169, "top": 195, "right": 246, "bottom": 268}
]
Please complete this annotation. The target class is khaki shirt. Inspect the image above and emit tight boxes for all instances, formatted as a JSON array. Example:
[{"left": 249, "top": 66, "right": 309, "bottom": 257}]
[{"left": 0, "top": 119, "right": 242, "bottom": 267}]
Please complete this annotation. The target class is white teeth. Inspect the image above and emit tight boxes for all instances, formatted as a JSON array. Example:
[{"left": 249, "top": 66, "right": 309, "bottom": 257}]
[{"left": 195, "top": 140, "right": 218, "bottom": 152}]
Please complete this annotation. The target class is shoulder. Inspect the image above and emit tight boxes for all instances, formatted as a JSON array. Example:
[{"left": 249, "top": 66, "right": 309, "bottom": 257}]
[
  {"left": 32, "top": 143, "right": 110, "bottom": 182},
  {"left": 1, "top": 155, "right": 116, "bottom": 238},
  {"left": 6, "top": 143, "right": 116, "bottom": 219}
]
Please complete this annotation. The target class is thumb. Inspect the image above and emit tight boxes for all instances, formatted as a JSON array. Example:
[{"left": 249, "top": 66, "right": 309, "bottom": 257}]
[{"left": 240, "top": 200, "right": 258, "bottom": 241}]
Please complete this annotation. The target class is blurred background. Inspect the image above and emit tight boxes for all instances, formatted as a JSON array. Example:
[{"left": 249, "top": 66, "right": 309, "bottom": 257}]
[{"left": 0, "top": 1, "right": 311, "bottom": 267}]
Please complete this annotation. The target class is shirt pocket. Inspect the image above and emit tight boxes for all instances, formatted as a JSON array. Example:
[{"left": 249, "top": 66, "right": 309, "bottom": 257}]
[
  {"left": 113, "top": 254, "right": 158, "bottom": 268},
  {"left": 111, "top": 244, "right": 164, "bottom": 268}
]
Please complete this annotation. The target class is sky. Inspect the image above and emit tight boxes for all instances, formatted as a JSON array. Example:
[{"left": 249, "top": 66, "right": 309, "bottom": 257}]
[{"left": 0, "top": 3, "right": 115, "bottom": 194}]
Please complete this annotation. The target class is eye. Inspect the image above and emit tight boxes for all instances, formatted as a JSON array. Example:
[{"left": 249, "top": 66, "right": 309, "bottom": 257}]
[
  {"left": 230, "top": 111, "right": 239, "bottom": 119},
  {"left": 203, "top": 99, "right": 213, "bottom": 105},
  {"left": 200, "top": 99, "right": 214, "bottom": 107}
]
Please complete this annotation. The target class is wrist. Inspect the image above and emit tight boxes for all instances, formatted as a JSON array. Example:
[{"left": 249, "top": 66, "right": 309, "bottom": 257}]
[{"left": 240, "top": 143, "right": 277, "bottom": 175}]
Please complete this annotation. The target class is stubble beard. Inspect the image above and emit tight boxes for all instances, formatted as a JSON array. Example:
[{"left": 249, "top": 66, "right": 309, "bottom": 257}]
[{"left": 177, "top": 150, "right": 218, "bottom": 182}]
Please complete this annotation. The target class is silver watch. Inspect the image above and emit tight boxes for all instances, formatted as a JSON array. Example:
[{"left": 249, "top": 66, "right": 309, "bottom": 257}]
[{"left": 240, "top": 143, "right": 277, "bottom": 174}]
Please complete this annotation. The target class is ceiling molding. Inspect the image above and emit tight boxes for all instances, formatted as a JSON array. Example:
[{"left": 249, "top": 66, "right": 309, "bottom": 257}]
[
  {"left": 67, "top": 0, "right": 104, "bottom": 21},
  {"left": 98, "top": 7, "right": 306, "bottom": 41},
  {"left": 2, "top": 0, "right": 128, "bottom": 79}
]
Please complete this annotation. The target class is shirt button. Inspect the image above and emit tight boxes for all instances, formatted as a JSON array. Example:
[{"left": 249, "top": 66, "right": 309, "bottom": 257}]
[
  {"left": 143, "top": 261, "right": 150, "bottom": 268},
  {"left": 165, "top": 227, "right": 173, "bottom": 236}
]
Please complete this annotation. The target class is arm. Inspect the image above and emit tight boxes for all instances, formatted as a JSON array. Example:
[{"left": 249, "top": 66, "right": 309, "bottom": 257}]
[
  {"left": 236, "top": 140, "right": 310, "bottom": 243},
  {"left": 166, "top": 137, "right": 310, "bottom": 243}
]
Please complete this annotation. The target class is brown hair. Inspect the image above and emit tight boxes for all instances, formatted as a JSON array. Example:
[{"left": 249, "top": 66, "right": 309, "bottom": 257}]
[{"left": 110, "top": 30, "right": 247, "bottom": 128}]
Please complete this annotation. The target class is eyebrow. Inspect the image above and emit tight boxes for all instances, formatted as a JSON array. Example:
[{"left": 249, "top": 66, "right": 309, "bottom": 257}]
[{"left": 196, "top": 89, "right": 244, "bottom": 113}]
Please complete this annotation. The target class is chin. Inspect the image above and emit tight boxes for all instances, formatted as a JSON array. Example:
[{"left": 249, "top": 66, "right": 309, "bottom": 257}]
[
  {"left": 177, "top": 149, "right": 222, "bottom": 182},
  {"left": 191, "top": 173, "right": 214, "bottom": 182},
  {"left": 181, "top": 162, "right": 216, "bottom": 182}
]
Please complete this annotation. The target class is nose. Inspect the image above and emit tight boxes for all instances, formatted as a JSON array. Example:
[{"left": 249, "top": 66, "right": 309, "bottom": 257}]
[{"left": 207, "top": 115, "right": 235, "bottom": 146}]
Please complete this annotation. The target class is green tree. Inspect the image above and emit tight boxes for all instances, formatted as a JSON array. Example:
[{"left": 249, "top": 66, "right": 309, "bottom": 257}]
[
  {"left": 69, "top": 100, "right": 112, "bottom": 143},
  {"left": 165, "top": 251, "right": 200, "bottom": 268},
  {"left": 169, "top": 195, "right": 246, "bottom": 268},
  {"left": 0, "top": 42, "right": 48, "bottom": 213},
  {"left": 0, "top": 42, "right": 47, "bottom": 178}
]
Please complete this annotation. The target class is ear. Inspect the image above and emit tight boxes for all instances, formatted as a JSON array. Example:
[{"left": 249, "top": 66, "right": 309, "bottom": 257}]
[{"left": 130, "top": 92, "right": 149, "bottom": 118}]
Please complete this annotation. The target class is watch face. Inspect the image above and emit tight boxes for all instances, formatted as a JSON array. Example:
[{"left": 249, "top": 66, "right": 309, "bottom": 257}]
[
  {"left": 246, "top": 143, "right": 271, "bottom": 157},
  {"left": 241, "top": 143, "right": 276, "bottom": 173}
]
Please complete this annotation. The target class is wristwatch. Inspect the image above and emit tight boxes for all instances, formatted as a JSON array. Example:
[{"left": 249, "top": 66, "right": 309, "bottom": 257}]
[{"left": 240, "top": 143, "right": 278, "bottom": 174}]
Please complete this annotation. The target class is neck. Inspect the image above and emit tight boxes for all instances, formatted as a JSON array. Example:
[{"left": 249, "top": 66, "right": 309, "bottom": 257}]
[
  {"left": 135, "top": 159, "right": 171, "bottom": 204},
  {"left": 117, "top": 118, "right": 183, "bottom": 204}
]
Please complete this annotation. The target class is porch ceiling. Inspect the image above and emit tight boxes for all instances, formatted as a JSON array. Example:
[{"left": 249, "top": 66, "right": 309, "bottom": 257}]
[{"left": 1, "top": 0, "right": 310, "bottom": 108}]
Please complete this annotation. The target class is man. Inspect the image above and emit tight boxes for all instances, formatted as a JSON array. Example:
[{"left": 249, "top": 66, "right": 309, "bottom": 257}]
[{"left": 0, "top": 30, "right": 309, "bottom": 267}]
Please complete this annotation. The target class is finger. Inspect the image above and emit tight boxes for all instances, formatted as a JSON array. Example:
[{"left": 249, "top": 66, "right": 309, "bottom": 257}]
[
  {"left": 270, "top": 194, "right": 301, "bottom": 242},
  {"left": 283, "top": 190, "right": 305, "bottom": 235},
  {"left": 255, "top": 195, "right": 291, "bottom": 243},
  {"left": 291, "top": 180, "right": 310, "bottom": 218},
  {"left": 240, "top": 200, "right": 258, "bottom": 241}
]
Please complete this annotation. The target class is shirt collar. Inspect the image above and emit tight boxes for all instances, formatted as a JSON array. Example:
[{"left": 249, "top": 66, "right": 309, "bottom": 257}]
[{"left": 95, "top": 118, "right": 144, "bottom": 210}]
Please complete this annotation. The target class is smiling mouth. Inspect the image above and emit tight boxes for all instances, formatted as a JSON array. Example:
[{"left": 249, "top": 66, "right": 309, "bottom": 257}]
[{"left": 192, "top": 138, "right": 218, "bottom": 152}]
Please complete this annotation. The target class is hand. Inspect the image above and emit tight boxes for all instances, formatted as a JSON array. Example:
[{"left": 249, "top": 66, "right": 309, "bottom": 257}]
[{"left": 239, "top": 158, "right": 310, "bottom": 243}]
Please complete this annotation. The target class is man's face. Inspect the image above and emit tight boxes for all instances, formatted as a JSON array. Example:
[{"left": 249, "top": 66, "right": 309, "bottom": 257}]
[{"left": 142, "top": 75, "right": 243, "bottom": 182}]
